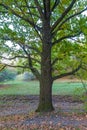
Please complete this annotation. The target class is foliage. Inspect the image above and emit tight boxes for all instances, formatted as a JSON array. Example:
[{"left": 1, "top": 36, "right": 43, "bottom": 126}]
[
  {"left": 0, "top": 0, "right": 86, "bottom": 80},
  {"left": 0, "top": 68, "right": 17, "bottom": 82}
]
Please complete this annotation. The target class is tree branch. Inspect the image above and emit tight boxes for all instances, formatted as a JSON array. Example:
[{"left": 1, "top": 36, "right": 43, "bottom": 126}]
[
  {"left": 57, "top": 7, "right": 87, "bottom": 32},
  {"left": 43, "top": 0, "right": 51, "bottom": 19},
  {"left": 51, "top": 57, "right": 62, "bottom": 66},
  {"left": 2, "top": 36, "right": 41, "bottom": 55},
  {"left": 53, "top": 63, "right": 82, "bottom": 81},
  {"left": 43, "top": 0, "right": 46, "bottom": 18},
  {"left": 0, "top": 64, "right": 6, "bottom": 71},
  {"left": 0, "top": 3, "right": 41, "bottom": 32},
  {"left": 34, "top": 0, "right": 44, "bottom": 20},
  {"left": 0, "top": 55, "right": 28, "bottom": 60},
  {"left": 24, "top": 0, "right": 42, "bottom": 40},
  {"left": 20, "top": 45, "right": 41, "bottom": 80},
  {"left": 31, "top": 57, "right": 41, "bottom": 64},
  {"left": 81, "top": 66, "right": 87, "bottom": 71},
  {"left": 0, "top": 55, "right": 41, "bottom": 64},
  {"left": 51, "top": 0, "right": 76, "bottom": 32},
  {"left": 51, "top": 0, "right": 60, "bottom": 12},
  {"left": 19, "top": 43, "right": 41, "bottom": 55},
  {"left": 52, "top": 31, "right": 82, "bottom": 45},
  {"left": 0, "top": 62, "right": 29, "bottom": 69},
  {"left": 28, "top": 54, "right": 41, "bottom": 80}
]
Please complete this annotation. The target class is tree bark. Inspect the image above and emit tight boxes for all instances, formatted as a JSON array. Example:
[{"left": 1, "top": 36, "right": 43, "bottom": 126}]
[
  {"left": 36, "top": 20, "right": 54, "bottom": 112},
  {"left": 36, "top": 44, "right": 54, "bottom": 112}
]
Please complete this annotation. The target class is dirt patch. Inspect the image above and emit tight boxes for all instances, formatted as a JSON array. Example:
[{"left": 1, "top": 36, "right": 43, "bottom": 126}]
[
  {"left": 0, "top": 84, "right": 10, "bottom": 89},
  {"left": 0, "top": 95, "right": 87, "bottom": 130},
  {"left": 55, "top": 76, "right": 80, "bottom": 82}
]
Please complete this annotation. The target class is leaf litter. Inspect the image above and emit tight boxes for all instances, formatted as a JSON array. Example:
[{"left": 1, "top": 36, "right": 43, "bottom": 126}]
[{"left": 0, "top": 95, "right": 87, "bottom": 130}]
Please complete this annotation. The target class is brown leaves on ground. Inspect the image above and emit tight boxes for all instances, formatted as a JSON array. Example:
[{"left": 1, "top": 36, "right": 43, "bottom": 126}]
[
  {"left": 0, "top": 112, "right": 87, "bottom": 130},
  {"left": 0, "top": 95, "right": 87, "bottom": 130}
]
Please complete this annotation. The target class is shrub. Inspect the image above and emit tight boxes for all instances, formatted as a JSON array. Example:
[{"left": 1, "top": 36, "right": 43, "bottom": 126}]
[
  {"left": 0, "top": 68, "right": 17, "bottom": 82},
  {"left": 23, "top": 72, "right": 36, "bottom": 81},
  {"left": 81, "top": 92, "right": 87, "bottom": 112},
  {"left": 74, "top": 86, "right": 87, "bottom": 112},
  {"left": 15, "top": 74, "right": 24, "bottom": 81},
  {"left": 15, "top": 72, "right": 36, "bottom": 81}
]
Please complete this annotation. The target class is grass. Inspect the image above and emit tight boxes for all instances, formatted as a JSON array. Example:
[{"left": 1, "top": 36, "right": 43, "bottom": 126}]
[{"left": 0, "top": 80, "right": 86, "bottom": 95}]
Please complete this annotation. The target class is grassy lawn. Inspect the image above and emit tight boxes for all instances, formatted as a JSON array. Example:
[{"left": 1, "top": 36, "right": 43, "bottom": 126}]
[{"left": 0, "top": 80, "right": 86, "bottom": 95}]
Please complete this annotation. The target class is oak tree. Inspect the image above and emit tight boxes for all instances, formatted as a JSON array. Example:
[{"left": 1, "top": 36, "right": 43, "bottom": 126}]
[{"left": 0, "top": 0, "right": 87, "bottom": 112}]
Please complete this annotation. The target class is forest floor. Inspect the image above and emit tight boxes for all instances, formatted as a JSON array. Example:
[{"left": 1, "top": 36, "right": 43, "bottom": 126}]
[{"left": 0, "top": 95, "right": 87, "bottom": 130}]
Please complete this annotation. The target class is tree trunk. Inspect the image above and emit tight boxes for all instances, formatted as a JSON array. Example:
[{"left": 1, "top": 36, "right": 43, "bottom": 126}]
[
  {"left": 36, "top": 79, "right": 54, "bottom": 112},
  {"left": 36, "top": 21, "right": 54, "bottom": 112},
  {"left": 36, "top": 44, "right": 54, "bottom": 112}
]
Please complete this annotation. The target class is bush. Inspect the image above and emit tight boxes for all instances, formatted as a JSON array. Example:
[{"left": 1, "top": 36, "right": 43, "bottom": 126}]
[
  {"left": 81, "top": 92, "right": 87, "bottom": 112},
  {"left": 0, "top": 68, "right": 17, "bottom": 82},
  {"left": 74, "top": 87, "right": 87, "bottom": 112},
  {"left": 15, "top": 74, "right": 24, "bottom": 81},
  {"left": 23, "top": 72, "right": 36, "bottom": 81},
  {"left": 15, "top": 72, "right": 36, "bottom": 81}
]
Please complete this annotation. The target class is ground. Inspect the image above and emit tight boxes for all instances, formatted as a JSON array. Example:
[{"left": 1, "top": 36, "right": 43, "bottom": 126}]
[{"left": 0, "top": 95, "right": 87, "bottom": 130}]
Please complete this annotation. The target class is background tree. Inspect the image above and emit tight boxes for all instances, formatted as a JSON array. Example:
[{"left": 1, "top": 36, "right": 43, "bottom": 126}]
[{"left": 0, "top": 0, "right": 87, "bottom": 112}]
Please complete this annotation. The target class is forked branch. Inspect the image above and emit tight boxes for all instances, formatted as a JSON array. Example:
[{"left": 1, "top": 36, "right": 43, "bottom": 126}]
[{"left": 51, "top": 0, "right": 76, "bottom": 32}]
